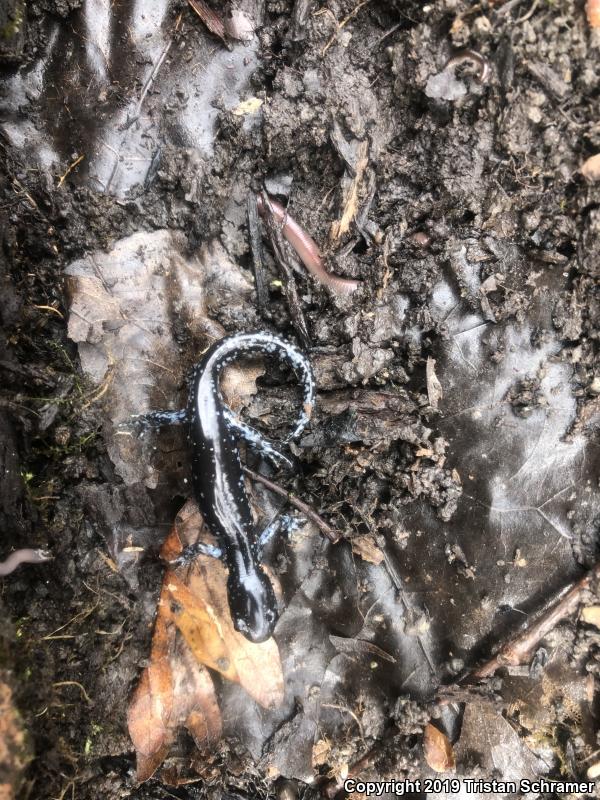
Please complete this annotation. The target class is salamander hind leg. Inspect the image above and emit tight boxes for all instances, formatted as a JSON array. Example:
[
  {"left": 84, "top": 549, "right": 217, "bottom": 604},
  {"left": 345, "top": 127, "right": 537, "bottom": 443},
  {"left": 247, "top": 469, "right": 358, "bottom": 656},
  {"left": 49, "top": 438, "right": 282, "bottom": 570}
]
[{"left": 257, "top": 513, "right": 304, "bottom": 559}]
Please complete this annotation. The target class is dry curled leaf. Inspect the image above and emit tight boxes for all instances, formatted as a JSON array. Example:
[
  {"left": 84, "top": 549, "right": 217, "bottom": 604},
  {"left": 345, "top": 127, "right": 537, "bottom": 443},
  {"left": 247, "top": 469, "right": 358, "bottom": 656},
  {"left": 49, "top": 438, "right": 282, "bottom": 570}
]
[
  {"left": 127, "top": 596, "right": 222, "bottom": 783},
  {"left": 129, "top": 499, "right": 285, "bottom": 781},
  {"left": 350, "top": 534, "right": 384, "bottom": 565},
  {"left": 163, "top": 500, "right": 285, "bottom": 709},
  {"left": 423, "top": 722, "right": 455, "bottom": 773}
]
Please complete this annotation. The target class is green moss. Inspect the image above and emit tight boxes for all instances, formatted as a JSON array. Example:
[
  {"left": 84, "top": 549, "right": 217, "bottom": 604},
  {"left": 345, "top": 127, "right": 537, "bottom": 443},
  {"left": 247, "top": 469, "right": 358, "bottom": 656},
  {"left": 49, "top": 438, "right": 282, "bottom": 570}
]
[{"left": 0, "top": 2, "right": 24, "bottom": 43}]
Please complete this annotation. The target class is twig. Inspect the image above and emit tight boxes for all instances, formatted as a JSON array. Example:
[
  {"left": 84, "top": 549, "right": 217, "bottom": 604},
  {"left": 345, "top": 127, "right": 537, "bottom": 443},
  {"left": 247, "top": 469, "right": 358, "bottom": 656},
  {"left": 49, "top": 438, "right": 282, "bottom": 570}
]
[
  {"left": 321, "top": 0, "right": 372, "bottom": 57},
  {"left": 321, "top": 703, "right": 365, "bottom": 742},
  {"left": 53, "top": 681, "right": 93, "bottom": 705},
  {"left": 57, "top": 155, "right": 84, "bottom": 188},
  {"left": 321, "top": 745, "right": 382, "bottom": 798},
  {"left": 465, "top": 561, "right": 600, "bottom": 681},
  {"left": 33, "top": 305, "right": 64, "bottom": 319},
  {"left": 376, "top": 22, "right": 401, "bottom": 45},
  {"left": 242, "top": 466, "right": 341, "bottom": 543},
  {"left": 259, "top": 191, "right": 311, "bottom": 348},
  {"left": 247, "top": 193, "right": 270, "bottom": 316}
]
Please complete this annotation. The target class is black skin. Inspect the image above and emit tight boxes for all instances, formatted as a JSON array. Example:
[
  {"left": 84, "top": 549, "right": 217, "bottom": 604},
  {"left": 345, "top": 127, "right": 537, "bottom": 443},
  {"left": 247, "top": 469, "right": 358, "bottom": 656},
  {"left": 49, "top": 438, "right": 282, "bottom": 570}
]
[{"left": 187, "top": 333, "right": 314, "bottom": 643}]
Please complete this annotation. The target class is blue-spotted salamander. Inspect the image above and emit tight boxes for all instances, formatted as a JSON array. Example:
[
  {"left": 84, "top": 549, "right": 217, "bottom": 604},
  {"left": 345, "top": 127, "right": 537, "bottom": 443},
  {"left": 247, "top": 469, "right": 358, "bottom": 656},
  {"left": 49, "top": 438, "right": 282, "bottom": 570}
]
[{"left": 138, "top": 332, "right": 315, "bottom": 643}]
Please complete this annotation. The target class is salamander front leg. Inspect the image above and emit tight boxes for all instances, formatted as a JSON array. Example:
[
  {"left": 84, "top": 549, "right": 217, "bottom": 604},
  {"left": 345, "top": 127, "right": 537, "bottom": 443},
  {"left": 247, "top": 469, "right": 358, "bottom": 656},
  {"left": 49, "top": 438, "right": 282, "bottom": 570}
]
[
  {"left": 168, "top": 541, "right": 223, "bottom": 566},
  {"left": 222, "top": 409, "right": 293, "bottom": 469},
  {"left": 121, "top": 408, "right": 187, "bottom": 434}
]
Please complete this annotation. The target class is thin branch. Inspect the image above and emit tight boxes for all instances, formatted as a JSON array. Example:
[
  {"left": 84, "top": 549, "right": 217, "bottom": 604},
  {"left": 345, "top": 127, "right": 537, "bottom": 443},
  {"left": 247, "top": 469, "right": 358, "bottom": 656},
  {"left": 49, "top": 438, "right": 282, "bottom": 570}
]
[
  {"left": 242, "top": 466, "right": 341, "bottom": 543},
  {"left": 466, "top": 560, "right": 600, "bottom": 681},
  {"left": 247, "top": 193, "right": 270, "bottom": 315}
]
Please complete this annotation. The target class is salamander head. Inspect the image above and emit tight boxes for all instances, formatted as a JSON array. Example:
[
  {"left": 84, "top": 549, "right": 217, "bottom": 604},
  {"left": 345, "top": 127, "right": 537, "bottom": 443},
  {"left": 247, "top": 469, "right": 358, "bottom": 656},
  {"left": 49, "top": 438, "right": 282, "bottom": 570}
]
[{"left": 227, "top": 567, "right": 278, "bottom": 644}]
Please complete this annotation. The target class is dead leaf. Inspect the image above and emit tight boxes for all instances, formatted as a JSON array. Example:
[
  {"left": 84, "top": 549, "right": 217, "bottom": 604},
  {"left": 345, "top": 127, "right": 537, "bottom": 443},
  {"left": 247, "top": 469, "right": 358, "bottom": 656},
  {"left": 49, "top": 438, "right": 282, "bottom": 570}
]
[
  {"left": 581, "top": 605, "right": 600, "bottom": 629},
  {"left": 129, "top": 498, "right": 285, "bottom": 781},
  {"left": 350, "top": 534, "right": 384, "bottom": 565},
  {"left": 127, "top": 595, "right": 222, "bottom": 783},
  {"left": 455, "top": 701, "right": 544, "bottom": 783},
  {"left": 187, "top": 0, "right": 228, "bottom": 44},
  {"left": 423, "top": 722, "right": 455, "bottom": 773},
  {"left": 127, "top": 616, "right": 173, "bottom": 760},
  {"left": 163, "top": 570, "right": 239, "bottom": 683},
  {"left": 163, "top": 500, "right": 285, "bottom": 709},
  {"left": 65, "top": 234, "right": 253, "bottom": 488}
]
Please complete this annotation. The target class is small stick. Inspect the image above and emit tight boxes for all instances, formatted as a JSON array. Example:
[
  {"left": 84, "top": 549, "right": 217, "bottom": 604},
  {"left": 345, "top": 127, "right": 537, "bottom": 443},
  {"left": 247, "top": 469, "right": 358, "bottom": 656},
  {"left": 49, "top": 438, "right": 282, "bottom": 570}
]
[
  {"left": 466, "top": 561, "right": 600, "bottom": 681},
  {"left": 321, "top": 745, "right": 381, "bottom": 798},
  {"left": 242, "top": 466, "right": 341, "bottom": 544},
  {"left": 57, "top": 154, "right": 84, "bottom": 188},
  {"left": 247, "top": 193, "right": 270, "bottom": 316}
]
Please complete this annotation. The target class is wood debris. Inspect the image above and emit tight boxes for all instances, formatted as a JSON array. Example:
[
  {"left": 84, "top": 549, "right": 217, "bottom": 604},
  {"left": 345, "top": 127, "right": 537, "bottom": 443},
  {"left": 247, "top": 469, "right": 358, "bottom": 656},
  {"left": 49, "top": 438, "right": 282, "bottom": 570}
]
[{"left": 187, "top": 0, "right": 229, "bottom": 47}]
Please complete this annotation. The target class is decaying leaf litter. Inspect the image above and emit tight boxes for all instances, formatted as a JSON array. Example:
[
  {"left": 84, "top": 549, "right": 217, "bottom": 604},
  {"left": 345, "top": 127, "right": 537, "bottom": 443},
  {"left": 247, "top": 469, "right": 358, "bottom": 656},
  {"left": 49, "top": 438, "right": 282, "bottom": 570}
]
[{"left": 1, "top": 0, "right": 600, "bottom": 797}]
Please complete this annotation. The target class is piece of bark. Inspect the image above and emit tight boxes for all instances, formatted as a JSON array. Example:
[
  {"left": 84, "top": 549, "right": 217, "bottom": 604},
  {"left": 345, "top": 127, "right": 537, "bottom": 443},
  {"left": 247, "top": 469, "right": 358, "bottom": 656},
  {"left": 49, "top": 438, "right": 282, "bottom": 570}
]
[{"left": 290, "top": 0, "right": 314, "bottom": 41}]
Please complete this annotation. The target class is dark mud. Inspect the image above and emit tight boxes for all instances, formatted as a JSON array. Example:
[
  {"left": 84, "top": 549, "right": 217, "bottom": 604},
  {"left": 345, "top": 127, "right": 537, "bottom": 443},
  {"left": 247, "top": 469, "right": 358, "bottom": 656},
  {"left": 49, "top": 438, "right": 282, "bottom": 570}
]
[{"left": 1, "top": 0, "right": 600, "bottom": 798}]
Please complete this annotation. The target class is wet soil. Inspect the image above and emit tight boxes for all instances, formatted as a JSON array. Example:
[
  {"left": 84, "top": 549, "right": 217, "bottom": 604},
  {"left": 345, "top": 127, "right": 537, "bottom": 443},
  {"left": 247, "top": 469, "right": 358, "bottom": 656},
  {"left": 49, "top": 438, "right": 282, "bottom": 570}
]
[{"left": 1, "top": 0, "right": 600, "bottom": 798}]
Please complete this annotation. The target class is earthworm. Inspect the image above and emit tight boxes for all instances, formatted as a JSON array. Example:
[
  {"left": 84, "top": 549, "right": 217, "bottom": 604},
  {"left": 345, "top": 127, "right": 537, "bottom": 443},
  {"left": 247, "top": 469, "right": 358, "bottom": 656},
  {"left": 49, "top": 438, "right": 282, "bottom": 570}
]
[
  {"left": 256, "top": 193, "right": 361, "bottom": 295},
  {"left": 445, "top": 48, "right": 491, "bottom": 83},
  {"left": 0, "top": 548, "right": 52, "bottom": 576}
]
